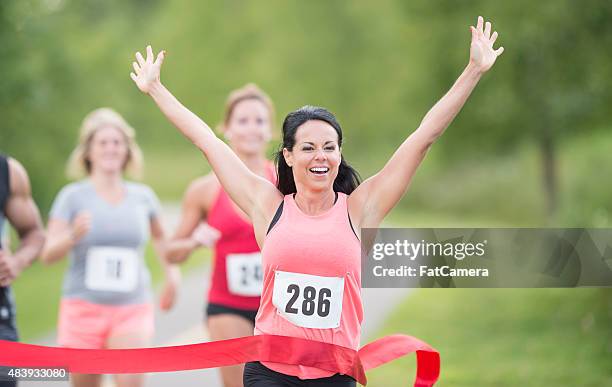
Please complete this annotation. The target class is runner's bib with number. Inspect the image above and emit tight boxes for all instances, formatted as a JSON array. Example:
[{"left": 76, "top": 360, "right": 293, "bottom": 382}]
[
  {"left": 272, "top": 271, "right": 344, "bottom": 329},
  {"left": 84, "top": 247, "right": 139, "bottom": 292},
  {"left": 226, "top": 253, "right": 263, "bottom": 296}
]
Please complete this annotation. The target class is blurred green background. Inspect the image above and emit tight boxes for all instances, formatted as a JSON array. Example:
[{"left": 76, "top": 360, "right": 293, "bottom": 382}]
[{"left": 1, "top": 0, "right": 611, "bottom": 385}]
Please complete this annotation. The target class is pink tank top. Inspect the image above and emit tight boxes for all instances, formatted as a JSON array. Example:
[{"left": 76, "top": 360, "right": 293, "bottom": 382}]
[{"left": 254, "top": 192, "right": 363, "bottom": 379}]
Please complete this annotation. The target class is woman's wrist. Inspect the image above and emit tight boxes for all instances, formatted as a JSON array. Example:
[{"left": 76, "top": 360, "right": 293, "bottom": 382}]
[
  {"left": 147, "top": 80, "right": 165, "bottom": 97},
  {"left": 67, "top": 228, "right": 79, "bottom": 246},
  {"left": 164, "top": 264, "right": 181, "bottom": 278},
  {"left": 466, "top": 61, "right": 486, "bottom": 77}
]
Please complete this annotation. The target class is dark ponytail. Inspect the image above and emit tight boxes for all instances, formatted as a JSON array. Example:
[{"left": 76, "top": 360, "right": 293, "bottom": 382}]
[{"left": 275, "top": 105, "right": 361, "bottom": 195}]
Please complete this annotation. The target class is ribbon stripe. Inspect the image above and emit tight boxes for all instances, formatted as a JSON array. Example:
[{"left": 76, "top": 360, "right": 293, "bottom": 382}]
[{"left": 0, "top": 334, "right": 439, "bottom": 386}]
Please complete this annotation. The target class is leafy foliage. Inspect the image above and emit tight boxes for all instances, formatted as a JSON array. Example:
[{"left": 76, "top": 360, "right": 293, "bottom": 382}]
[{"left": 1, "top": 0, "right": 610, "bottom": 224}]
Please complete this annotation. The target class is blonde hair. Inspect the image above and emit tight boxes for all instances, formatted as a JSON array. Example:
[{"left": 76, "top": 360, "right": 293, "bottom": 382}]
[
  {"left": 66, "top": 108, "right": 144, "bottom": 179},
  {"left": 217, "top": 83, "right": 276, "bottom": 133}
]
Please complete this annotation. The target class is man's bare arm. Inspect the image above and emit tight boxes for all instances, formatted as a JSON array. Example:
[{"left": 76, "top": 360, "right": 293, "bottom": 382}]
[{"left": 0, "top": 158, "right": 45, "bottom": 285}]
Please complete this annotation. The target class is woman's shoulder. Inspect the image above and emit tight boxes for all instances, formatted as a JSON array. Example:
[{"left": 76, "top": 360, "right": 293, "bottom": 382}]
[
  {"left": 182, "top": 173, "right": 220, "bottom": 210},
  {"left": 124, "top": 181, "right": 162, "bottom": 204},
  {"left": 56, "top": 179, "right": 91, "bottom": 198}
]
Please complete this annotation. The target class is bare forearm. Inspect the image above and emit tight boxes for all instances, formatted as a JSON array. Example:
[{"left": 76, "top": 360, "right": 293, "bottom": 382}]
[
  {"left": 166, "top": 238, "right": 200, "bottom": 264},
  {"left": 148, "top": 82, "right": 218, "bottom": 150},
  {"left": 41, "top": 232, "right": 74, "bottom": 264},
  {"left": 12, "top": 229, "right": 45, "bottom": 270},
  {"left": 417, "top": 63, "right": 482, "bottom": 144},
  {"left": 152, "top": 239, "right": 177, "bottom": 276}
]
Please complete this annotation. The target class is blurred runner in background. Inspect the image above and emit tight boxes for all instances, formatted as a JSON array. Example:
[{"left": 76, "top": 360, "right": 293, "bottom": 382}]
[
  {"left": 41, "top": 108, "right": 180, "bottom": 387},
  {"left": 0, "top": 154, "right": 45, "bottom": 387}
]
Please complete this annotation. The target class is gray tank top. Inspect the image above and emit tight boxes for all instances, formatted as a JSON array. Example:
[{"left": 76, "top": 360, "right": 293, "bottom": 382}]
[{"left": 49, "top": 180, "right": 161, "bottom": 305}]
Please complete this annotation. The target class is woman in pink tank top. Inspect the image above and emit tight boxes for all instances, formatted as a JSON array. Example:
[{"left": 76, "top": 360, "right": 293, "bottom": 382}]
[
  {"left": 165, "top": 84, "right": 276, "bottom": 387},
  {"left": 132, "top": 18, "right": 503, "bottom": 385}
]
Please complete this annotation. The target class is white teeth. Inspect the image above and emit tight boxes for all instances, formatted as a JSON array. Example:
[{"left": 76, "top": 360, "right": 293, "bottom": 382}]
[{"left": 310, "top": 167, "right": 329, "bottom": 173}]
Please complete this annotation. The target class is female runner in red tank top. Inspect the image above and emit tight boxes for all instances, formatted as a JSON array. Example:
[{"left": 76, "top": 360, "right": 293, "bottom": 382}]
[
  {"left": 132, "top": 16, "right": 503, "bottom": 386},
  {"left": 165, "top": 84, "right": 276, "bottom": 387}
]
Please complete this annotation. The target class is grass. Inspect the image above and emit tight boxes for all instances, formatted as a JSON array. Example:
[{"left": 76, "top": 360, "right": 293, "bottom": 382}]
[
  {"left": 385, "top": 210, "right": 516, "bottom": 228},
  {"left": 366, "top": 289, "right": 612, "bottom": 386}
]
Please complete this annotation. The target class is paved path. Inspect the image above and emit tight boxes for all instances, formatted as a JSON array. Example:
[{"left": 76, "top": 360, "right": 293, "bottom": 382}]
[{"left": 22, "top": 203, "right": 412, "bottom": 386}]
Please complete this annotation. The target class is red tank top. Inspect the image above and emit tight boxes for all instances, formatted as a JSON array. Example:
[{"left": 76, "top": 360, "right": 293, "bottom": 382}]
[
  {"left": 254, "top": 193, "right": 363, "bottom": 379},
  {"left": 206, "top": 165, "right": 275, "bottom": 310}
]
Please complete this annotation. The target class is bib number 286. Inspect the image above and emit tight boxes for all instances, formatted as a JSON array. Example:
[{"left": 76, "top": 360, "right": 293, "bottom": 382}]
[
  {"left": 285, "top": 284, "right": 331, "bottom": 317},
  {"left": 273, "top": 271, "right": 344, "bottom": 329}
]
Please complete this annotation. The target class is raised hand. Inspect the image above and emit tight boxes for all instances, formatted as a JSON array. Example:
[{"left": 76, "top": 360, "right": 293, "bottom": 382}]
[
  {"left": 469, "top": 16, "right": 504, "bottom": 73},
  {"left": 130, "top": 45, "right": 166, "bottom": 94}
]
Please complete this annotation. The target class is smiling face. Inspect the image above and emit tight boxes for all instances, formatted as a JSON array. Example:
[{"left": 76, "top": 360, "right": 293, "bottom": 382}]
[
  {"left": 283, "top": 120, "right": 341, "bottom": 192},
  {"left": 86, "top": 126, "right": 129, "bottom": 175},
  {"left": 225, "top": 98, "right": 271, "bottom": 157}
]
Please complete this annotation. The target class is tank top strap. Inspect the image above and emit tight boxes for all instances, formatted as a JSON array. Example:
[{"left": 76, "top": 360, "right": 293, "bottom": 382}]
[
  {"left": 282, "top": 194, "right": 296, "bottom": 216},
  {"left": 335, "top": 191, "right": 348, "bottom": 208},
  {"left": 333, "top": 193, "right": 354, "bottom": 231}
]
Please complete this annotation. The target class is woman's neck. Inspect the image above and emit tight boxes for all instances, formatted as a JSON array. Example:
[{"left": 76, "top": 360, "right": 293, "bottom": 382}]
[
  {"left": 89, "top": 169, "right": 124, "bottom": 193},
  {"left": 293, "top": 189, "right": 336, "bottom": 215}
]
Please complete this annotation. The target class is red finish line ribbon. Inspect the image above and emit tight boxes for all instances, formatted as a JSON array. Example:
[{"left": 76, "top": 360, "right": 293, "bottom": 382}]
[{"left": 0, "top": 334, "right": 439, "bottom": 386}]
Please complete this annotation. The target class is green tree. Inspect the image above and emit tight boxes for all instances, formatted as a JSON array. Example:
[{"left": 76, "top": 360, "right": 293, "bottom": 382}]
[{"left": 400, "top": 0, "right": 612, "bottom": 219}]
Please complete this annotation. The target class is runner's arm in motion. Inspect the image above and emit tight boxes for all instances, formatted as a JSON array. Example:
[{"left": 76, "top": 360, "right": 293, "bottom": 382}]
[
  {"left": 149, "top": 216, "right": 180, "bottom": 311},
  {"left": 0, "top": 158, "right": 45, "bottom": 286},
  {"left": 350, "top": 16, "right": 504, "bottom": 228},
  {"left": 130, "top": 46, "right": 280, "bottom": 221},
  {"left": 40, "top": 212, "right": 90, "bottom": 265},
  {"left": 166, "top": 176, "right": 220, "bottom": 263}
]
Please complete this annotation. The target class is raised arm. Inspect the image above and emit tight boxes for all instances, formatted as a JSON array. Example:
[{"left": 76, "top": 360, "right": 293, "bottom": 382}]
[
  {"left": 349, "top": 16, "right": 504, "bottom": 228},
  {"left": 130, "top": 46, "right": 280, "bottom": 222},
  {"left": 0, "top": 158, "right": 45, "bottom": 286}
]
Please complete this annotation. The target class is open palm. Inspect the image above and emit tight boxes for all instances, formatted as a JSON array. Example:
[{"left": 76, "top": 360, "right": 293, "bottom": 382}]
[
  {"left": 470, "top": 16, "right": 504, "bottom": 73},
  {"left": 130, "top": 45, "right": 165, "bottom": 94}
]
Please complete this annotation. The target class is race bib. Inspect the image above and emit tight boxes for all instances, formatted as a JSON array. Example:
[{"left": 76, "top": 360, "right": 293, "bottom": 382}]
[
  {"left": 226, "top": 253, "right": 263, "bottom": 296},
  {"left": 85, "top": 247, "right": 139, "bottom": 292},
  {"left": 272, "top": 271, "right": 344, "bottom": 329}
]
